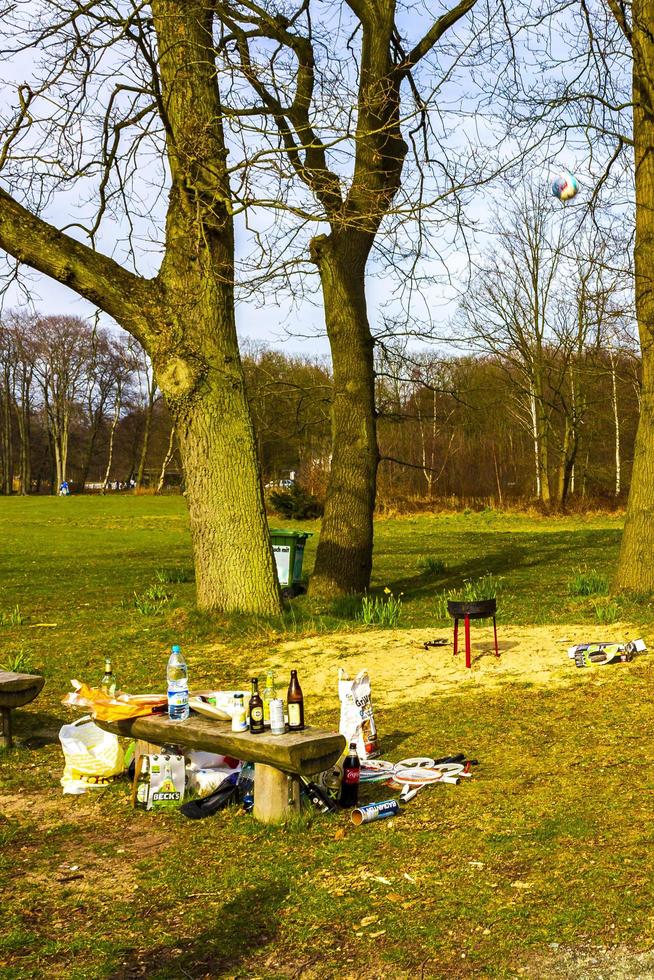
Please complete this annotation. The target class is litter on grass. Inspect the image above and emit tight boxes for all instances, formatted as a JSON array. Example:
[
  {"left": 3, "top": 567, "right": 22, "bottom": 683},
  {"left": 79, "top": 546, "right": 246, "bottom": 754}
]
[{"left": 568, "top": 638, "right": 646, "bottom": 667}]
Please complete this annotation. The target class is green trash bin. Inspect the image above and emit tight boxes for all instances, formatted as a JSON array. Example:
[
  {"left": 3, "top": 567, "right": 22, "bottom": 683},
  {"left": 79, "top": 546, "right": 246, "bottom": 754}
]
[{"left": 269, "top": 529, "right": 313, "bottom": 596}]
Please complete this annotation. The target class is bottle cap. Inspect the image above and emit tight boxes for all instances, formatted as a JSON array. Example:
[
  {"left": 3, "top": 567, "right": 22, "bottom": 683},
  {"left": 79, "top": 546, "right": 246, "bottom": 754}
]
[{"left": 171, "top": 644, "right": 181, "bottom": 653}]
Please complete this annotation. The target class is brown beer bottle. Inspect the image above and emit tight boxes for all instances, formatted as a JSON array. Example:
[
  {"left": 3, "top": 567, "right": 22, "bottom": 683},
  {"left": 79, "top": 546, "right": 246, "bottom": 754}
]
[
  {"left": 287, "top": 669, "right": 305, "bottom": 730},
  {"left": 249, "top": 677, "right": 265, "bottom": 734}
]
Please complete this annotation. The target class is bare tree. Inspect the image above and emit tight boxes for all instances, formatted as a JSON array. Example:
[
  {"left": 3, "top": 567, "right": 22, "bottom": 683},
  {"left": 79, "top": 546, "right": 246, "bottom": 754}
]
[
  {"left": 458, "top": 188, "right": 564, "bottom": 504},
  {"left": 9, "top": 315, "right": 36, "bottom": 494},
  {"left": 214, "top": 0, "right": 485, "bottom": 594},
  {"left": 0, "top": 1, "right": 280, "bottom": 613},
  {"left": 31, "top": 316, "right": 92, "bottom": 489}
]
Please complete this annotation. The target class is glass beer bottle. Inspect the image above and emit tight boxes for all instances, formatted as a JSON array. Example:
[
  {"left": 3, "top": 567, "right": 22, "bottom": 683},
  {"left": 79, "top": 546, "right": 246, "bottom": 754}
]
[
  {"left": 287, "top": 669, "right": 304, "bottom": 731},
  {"left": 249, "top": 678, "right": 265, "bottom": 734}
]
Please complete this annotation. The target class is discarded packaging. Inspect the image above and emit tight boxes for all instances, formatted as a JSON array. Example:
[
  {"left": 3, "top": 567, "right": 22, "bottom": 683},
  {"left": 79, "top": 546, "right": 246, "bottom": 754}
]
[
  {"left": 351, "top": 799, "right": 400, "bottom": 826},
  {"left": 568, "top": 638, "right": 646, "bottom": 667},
  {"left": 338, "top": 668, "right": 379, "bottom": 759},
  {"left": 62, "top": 681, "right": 167, "bottom": 721},
  {"left": 59, "top": 716, "right": 125, "bottom": 794},
  {"left": 134, "top": 752, "right": 185, "bottom": 810}
]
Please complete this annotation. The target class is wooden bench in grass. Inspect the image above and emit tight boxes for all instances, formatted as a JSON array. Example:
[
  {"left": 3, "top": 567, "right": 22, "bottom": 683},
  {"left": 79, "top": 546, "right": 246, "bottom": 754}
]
[
  {"left": 0, "top": 672, "right": 46, "bottom": 749},
  {"left": 97, "top": 713, "right": 345, "bottom": 825}
]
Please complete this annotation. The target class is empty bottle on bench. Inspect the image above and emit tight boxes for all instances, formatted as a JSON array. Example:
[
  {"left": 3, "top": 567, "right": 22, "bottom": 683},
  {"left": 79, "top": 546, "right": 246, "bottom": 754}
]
[
  {"left": 167, "top": 644, "right": 189, "bottom": 722},
  {"left": 101, "top": 657, "right": 116, "bottom": 697},
  {"left": 287, "top": 669, "right": 304, "bottom": 731},
  {"left": 249, "top": 677, "right": 265, "bottom": 734}
]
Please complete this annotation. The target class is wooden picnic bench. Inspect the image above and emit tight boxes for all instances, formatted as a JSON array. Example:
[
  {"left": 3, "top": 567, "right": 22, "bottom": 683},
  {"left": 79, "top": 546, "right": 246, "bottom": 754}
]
[
  {"left": 0, "top": 671, "right": 46, "bottom": 749},
  {"left": 98, "top": 713, "right": 345, "bottom": 825}
]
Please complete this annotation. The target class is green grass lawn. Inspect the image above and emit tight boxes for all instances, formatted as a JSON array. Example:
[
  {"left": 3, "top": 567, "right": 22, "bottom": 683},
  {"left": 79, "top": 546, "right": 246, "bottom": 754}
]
[{"left": 2, "top": 497, "right": 654, "bottom": 978}]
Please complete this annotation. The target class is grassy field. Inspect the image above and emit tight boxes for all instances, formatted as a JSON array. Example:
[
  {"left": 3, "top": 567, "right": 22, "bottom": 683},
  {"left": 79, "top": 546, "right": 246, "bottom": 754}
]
[{"left": 2, "top": 498, "right": 654, "bottom": 978}]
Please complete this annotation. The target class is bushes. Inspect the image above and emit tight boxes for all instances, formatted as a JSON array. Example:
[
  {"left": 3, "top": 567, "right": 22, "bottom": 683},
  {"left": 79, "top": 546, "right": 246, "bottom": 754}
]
[{"left": 268, "top": 484, "right": 323, "bottom": 520}]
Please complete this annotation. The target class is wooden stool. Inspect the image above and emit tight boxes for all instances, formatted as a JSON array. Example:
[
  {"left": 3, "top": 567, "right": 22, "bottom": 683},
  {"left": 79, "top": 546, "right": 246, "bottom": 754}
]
[
  {"left": 0, "top": 672, "right": 46, "bottom": 748},
  {"left": 447, "top": 599, "right": 499, "bottom": 669}
]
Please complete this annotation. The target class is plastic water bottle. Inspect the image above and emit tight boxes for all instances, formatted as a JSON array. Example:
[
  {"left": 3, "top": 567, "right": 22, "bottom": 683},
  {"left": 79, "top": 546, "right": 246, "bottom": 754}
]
[
  {"left": 167, "top": 644, "right": 189, "bottom": 721},
  {"left": 237, "top": 762, "right": 255, "bottom": 812}
]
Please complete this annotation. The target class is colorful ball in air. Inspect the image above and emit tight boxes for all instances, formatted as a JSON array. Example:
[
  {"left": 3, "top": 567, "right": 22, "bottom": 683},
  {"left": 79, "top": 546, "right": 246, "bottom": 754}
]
[{"left": 551, "top": 173, "right": 579, "bottom": 201}]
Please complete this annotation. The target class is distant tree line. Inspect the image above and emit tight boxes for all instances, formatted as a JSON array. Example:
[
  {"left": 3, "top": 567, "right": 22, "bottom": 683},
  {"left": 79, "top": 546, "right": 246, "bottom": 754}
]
[{"left": 0, "top": 313, "right": 640, "bottom": 508}]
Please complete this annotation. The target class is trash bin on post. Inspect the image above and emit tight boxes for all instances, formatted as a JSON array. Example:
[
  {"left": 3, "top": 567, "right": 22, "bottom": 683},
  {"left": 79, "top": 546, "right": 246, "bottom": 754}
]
[{"left": 269, "top": 529, "right": 313, "bottom": 597}]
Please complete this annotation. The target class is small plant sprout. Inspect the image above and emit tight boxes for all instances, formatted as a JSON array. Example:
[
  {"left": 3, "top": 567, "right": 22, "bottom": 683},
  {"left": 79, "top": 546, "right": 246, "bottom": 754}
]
[
  {"left": 358, "top": 588, "right": 403, "bottom": 627},
  {"left": 0, "top": 645, "right": 35, "bottom": 673},
  {"left": 568, "top": 567, "right": 609, "bottom": 597},
  {"left": 0, "top": 605, "right": 25, "bottom": 627},
  {"left": 421, "top": 557, "right": 446, "bottom": 575},
  {"left": 132, "top": 583, "right": 172, "bottom": 615}
]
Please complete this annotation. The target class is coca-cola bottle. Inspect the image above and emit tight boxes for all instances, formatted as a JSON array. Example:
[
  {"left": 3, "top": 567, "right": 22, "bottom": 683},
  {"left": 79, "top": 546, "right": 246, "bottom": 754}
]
[{"left": 338, "top": 741, "right": 360, "bottom": 808}]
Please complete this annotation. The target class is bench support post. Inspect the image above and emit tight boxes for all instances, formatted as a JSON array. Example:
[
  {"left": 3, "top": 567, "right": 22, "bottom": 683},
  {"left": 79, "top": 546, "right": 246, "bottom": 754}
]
[
  {"left": 1, "top": 706, "right": 12, "bottom": 749},
  {"left": 253, "top": 763, "right": 301, "bottom": 824}
]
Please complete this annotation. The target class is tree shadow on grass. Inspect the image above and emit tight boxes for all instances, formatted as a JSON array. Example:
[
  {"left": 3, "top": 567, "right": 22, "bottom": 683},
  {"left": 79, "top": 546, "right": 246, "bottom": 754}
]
[
  {"left": 13, "top": 707, "right": 64, "bottom": 747},
  {"left": 384, "top": 540, "right": 532, "bottom": 603},
  {"left": 383, "top": 527, "right": 622, "bottom": 606},
  {"left": 379, "top": 729, "right": 412, "bottom": 755},
  {"left": 109, "top": 881, "right": 290, "bottom": 979}
]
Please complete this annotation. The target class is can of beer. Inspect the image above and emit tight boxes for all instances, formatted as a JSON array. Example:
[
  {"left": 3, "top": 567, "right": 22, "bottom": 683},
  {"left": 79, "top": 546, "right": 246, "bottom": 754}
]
[
  {"left": 269, "top": 699, "right": 286, "bottom": 735},
  {"left": 351, "top": 798, "right": 400, "bottom": 826}
]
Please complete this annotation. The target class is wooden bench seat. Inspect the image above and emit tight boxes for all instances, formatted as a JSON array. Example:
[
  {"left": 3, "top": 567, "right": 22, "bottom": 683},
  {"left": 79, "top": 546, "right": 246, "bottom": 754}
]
[
  {"left": 98, "top": 713, "right": 344, "bottom": 824},
  {"left": 0, "top": 671, "right": 46, "bottom": 749}
]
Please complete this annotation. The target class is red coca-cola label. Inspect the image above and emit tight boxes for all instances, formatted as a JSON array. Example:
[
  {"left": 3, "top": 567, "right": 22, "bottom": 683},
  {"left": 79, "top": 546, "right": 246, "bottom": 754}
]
[{"left": 343, "top": 767, "right": 360, "bottom": 784}]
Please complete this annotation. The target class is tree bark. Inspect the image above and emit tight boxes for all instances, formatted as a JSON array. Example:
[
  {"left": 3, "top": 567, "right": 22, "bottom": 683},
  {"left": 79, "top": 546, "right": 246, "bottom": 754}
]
[
  {"left": 309, "top": 233, "right": 378, "bottom": 595},
  {"left": 614, "top": 0, "right": 654, "bottom": 592}
]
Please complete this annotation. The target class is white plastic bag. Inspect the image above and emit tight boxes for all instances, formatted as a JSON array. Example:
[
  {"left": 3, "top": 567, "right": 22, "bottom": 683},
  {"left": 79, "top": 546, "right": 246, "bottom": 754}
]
[
  {"left": 185, "top": 751, "right": 241, "bottom": 798},
  {"left": 338, "top": 669, "right": 379, "bottom": 760},
  {"left": 59, "top": 716, "right": 125, "bottom": 795}
]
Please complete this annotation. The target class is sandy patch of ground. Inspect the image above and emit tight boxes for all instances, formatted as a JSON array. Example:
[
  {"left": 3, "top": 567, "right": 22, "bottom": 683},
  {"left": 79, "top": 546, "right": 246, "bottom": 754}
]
[{"left": 251, "top": 622, "right": 648, "bottom": 711}]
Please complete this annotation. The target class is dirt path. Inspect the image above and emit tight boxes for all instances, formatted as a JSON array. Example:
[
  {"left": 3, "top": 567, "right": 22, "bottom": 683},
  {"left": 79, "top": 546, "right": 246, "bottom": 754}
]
[{"left": 247, "top": 621, "right": 648, "bottom": 711}]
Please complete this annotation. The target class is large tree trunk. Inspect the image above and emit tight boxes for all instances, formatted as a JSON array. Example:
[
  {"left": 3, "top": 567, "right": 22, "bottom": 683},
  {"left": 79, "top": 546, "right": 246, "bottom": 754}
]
[
  {"left": 161, "top": 345, "right": 281, "bottom": 613},
  {"left": 309, "top": 234, "right": 378, "bottom": 596},
  {"left": 614, "top": 1, "right": 654, "bottom": 592},
  {"left": 148, "top": 0, "right": 282, "bottom": 615}
]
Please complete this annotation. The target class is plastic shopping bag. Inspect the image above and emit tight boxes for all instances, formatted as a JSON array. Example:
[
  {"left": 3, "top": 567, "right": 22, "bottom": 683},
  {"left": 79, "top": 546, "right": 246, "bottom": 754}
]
[
  {"left": 59, "top": 716, "right": 125, "bottom": 795},
  {"left": 62, "top": 680, "right": 167, "bottom": 721},
  {"left": 185, "top": 750, "right": 242, "bottom": 798},
  {"left": 338, "top": 669, "right": 379, "bottom": 760}
]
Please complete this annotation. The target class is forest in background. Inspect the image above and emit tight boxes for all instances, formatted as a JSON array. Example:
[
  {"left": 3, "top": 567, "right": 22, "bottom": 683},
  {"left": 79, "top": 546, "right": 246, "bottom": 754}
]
[{"left": 0, "top": 309, "right": 639, "bottom": 511}]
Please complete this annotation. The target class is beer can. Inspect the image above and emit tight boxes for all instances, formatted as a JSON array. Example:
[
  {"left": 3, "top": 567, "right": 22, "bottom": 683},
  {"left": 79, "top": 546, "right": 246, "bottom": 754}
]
[
  {"left": 351, "top": 798, "right": 400, "bottom": 826},
  {"left": 269, "top": 699, "right": 286, "bottom": 735}
]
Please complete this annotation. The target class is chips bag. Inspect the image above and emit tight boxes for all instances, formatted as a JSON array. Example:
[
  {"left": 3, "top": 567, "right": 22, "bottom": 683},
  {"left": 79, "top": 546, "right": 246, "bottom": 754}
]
[{"left": 338, "top": 669, "right": 379, "bottom": 760}]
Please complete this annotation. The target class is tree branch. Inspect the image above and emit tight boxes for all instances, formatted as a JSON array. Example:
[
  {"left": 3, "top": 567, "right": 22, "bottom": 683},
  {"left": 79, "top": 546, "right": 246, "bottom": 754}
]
[
  {"left": 400, "top": 0, "right": 478, "bottom": 75},
  {"left": 0, "top": 188, "right": 152, "bottom": 339}
]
